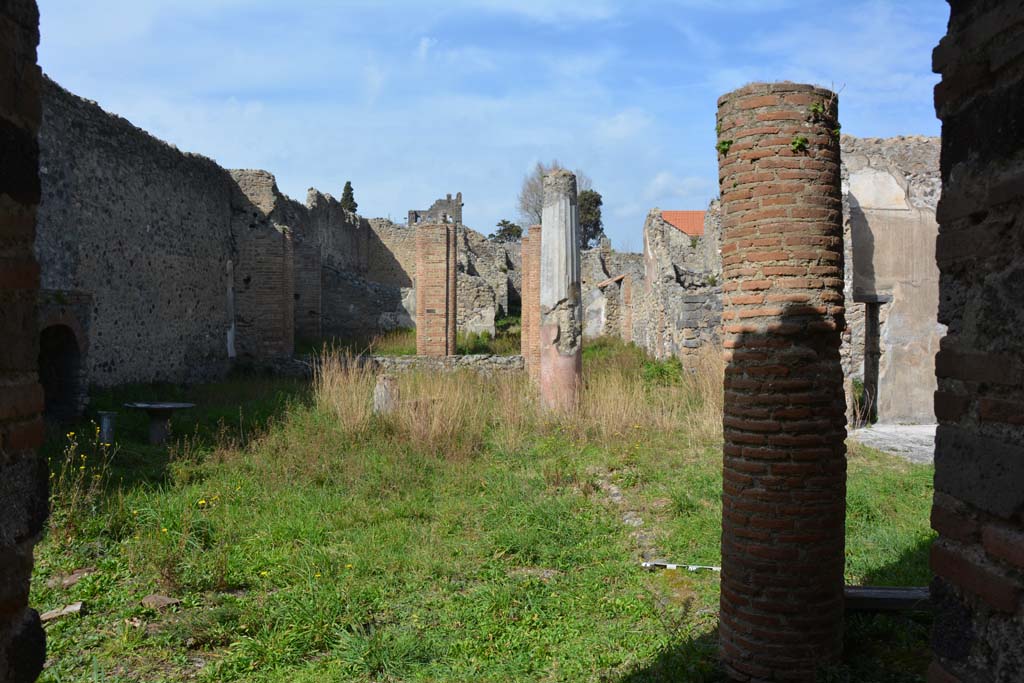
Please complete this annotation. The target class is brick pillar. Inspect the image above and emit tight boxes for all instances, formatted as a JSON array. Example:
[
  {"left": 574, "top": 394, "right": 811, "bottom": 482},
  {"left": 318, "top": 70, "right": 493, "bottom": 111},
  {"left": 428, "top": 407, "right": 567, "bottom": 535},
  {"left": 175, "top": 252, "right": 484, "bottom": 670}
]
[
  {"left": 539, "top": 171, "right": 582, "bottom": 411},
  {"left": 0, "top": 0, "right": 48, "bottom": 680},
  {"left": 415, "top": 223, "right": 457, "bottom": 356},
  {"left": 520, "top": 225, "right": 542, "bottom": 383},
  {"left": 929, "top": 3, "right": 1024, "bottom": 681},
  {"left": 716, "top": 82, "right": 847, "bottom": 682}
]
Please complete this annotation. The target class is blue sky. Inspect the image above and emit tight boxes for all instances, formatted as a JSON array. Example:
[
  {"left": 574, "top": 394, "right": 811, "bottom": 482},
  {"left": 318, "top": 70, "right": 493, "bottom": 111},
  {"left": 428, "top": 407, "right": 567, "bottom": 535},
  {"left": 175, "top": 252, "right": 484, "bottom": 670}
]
[{"left": 38, "top": 0, "right": 948, "bottom": 251}]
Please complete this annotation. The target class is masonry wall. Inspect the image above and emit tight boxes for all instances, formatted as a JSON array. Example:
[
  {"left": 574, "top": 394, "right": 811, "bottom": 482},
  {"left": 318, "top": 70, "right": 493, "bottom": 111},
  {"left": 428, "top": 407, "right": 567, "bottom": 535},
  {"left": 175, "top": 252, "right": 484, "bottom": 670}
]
[
  {"left": 928, "top": 2, "right": 1024, "bottom": 680},
  {"left": 38, "top": 79, "right": 239, "bottom": 386},
  {"left": 415, "top": 224, "right": 457, "bottom": 356},
  {"left": 293, "top": 237, "right": 322, "bottom": 341},
  {"left": 581, "top": 238, "right": 644, "bottom": 341},
  {"left": 841, "top": 135, "right": 942, "bottom": 424},
  {"left": 0, "top": 0, "right": 47, "bottom": 678},
  {"left": 631, "top": 206, "right": 722, "bottom": 361}
]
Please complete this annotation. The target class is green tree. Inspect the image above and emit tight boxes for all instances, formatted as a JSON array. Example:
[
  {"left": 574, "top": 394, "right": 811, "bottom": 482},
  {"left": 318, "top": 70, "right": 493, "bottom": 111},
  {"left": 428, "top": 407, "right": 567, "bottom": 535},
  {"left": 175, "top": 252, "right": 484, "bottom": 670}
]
[
  {"left": 488, "top": 219, "right": 523, "bottom": 243},
  {"left": 340, "top": 180, "right": 358, "bottom": 213},
  {"left": 578, "top": 189, "right": 604, "bottom": 248}
]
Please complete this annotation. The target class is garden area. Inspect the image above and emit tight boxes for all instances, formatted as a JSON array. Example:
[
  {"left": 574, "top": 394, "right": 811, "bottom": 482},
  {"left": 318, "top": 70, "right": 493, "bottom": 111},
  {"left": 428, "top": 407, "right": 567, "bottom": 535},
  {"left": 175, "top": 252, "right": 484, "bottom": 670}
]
[{"left": 34, "top": 339, "right": 934, "bottom": 682}]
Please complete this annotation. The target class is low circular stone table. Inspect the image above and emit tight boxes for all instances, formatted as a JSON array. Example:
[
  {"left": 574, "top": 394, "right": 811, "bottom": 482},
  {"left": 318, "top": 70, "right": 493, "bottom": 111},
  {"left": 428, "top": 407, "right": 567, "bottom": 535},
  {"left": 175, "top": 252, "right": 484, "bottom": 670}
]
[{"left": 124, "top": 402, "right": 195, "bottom": 445}]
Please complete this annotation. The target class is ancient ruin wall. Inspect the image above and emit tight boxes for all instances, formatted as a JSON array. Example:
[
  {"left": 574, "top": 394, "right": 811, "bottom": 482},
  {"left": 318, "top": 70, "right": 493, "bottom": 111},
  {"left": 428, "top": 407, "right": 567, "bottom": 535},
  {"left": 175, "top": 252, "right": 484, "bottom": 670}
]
[
  {"left": 717, "top": 82, "right": 847, "bottom": 681},
  {"left": 841, "top": 135, "right": 942, "bottom": 424},
  {"left": 0, "top": 0, "right": 47, "bottom": 679},
  {"left": 929, "top": 2, "right": 1024, "bottom": 680},
  {"left": 631, "top": 206, "right": 722, "bottom": 360},
  {"left": 38, "top": 79, "right": 240, "bottom": 386},
  {"left": 365, "top": 218, "right": 416, "bottom": 288}
]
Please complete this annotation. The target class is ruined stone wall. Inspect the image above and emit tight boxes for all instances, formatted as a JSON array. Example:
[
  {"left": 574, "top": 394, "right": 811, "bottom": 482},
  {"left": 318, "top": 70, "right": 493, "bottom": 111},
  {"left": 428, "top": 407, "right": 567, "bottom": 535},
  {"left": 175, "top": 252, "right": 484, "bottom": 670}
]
[
  {"left": 630, "top": 206, "right": 722, "bottom": 360},
  {"left": 38, "top": 79, "right": 239, "bottom": 386},
  {"left": 841, "top": 135, "right": 942, "bottom": 424},
  {"left": 408, "top": 192, "right": 463, "bottom": 226},
  {"left": 580, "top": 238, "right": 644, "bottom": 341},
  {"left": 929, "top": 3, "right": 1024, "bottom": 680},
  {"left": 365, "top": 218, "right": 415, "bottom": 288},
  {"left": 362, "top": 218, "right": 517, "bottom": 337},
  {"left": 293, "top": 238, "right": 322, "bottom": 341},
  {"left": 0, "top": 0, "right": 47, "bottom": 678}
]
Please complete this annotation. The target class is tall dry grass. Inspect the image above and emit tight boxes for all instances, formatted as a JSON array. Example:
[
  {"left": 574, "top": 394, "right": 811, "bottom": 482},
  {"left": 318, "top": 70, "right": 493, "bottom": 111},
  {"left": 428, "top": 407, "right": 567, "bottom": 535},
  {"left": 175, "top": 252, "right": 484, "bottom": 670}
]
[
  {"left": 313, "top": 350, "right": 377, "bottom": 432},
  {"left": 311, "top": 342, "right": 724, "bottom": 460}
]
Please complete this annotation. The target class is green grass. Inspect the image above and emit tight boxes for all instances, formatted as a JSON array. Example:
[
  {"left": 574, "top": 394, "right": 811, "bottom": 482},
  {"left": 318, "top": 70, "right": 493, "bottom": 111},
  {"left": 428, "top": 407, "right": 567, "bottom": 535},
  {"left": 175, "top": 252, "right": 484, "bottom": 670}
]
[
  {"left": 34, "top": 344, "right": 934, "bottom": 682},
  {"left": 297, "top": 323, "right": 522, "bottom": 358}
]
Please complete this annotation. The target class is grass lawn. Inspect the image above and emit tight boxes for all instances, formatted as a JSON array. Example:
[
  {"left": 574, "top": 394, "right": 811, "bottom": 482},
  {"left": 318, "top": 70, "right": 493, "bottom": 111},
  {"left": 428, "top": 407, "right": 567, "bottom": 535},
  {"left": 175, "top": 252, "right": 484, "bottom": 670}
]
[{"left": 33, "top": 340, "right": 934, "bottom": 682}]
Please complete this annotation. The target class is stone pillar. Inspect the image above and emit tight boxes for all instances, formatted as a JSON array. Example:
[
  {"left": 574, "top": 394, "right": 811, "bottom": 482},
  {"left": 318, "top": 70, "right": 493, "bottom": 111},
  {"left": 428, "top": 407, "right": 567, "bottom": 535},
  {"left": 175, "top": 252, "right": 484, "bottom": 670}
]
[
  {"left": 716, "top": 82, "right": 847, "bottom": 681},
  {"left": 539, "top": 171, "right": 582, "bottom": 411},
  {"left": 415, "top": 223, "right": 457, "bottom": 356},
  {"left": 520, "top": 224, "right": 542, "bottom": 383},
  {"left": 929, "top": 3, "right": 1024, "bottom": 681},
  {"left": 0, "top": 0, "right": 48, "bottom": 680}
]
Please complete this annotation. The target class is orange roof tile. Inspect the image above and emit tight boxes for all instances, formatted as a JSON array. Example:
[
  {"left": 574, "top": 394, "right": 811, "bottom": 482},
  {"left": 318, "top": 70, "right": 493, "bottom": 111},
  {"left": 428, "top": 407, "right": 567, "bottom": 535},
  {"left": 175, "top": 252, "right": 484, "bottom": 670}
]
[{"left": 662, "top": 210, "right": 705, "bottom": 236}]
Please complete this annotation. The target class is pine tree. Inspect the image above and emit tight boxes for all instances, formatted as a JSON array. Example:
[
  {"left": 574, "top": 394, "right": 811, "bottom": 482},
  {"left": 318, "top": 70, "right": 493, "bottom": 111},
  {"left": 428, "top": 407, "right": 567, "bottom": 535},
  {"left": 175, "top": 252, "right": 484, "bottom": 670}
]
[{"left": 340, "top": 181, "right": 358, "bottom": 213}]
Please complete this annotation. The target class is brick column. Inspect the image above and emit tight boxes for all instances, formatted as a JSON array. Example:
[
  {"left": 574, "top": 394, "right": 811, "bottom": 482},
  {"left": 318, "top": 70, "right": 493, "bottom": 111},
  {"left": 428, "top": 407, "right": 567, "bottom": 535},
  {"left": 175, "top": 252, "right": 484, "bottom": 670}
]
[
  {"left": 929, "top": 3, "right": 1024, "bottom": 681},
  {"left": 716, "top": 82, "right": 847, "bottom": 681},
  {"left": 539, "top": 171, "right": 582, "bottom": 411},
  {"left": 415, "top": 223, "right": 457, "bottom": 356},
  {"left": 0, "top": 0, "right": 48, "bottom": 680},
  {"left": 520, "top": 224, "right": 542, "bottom": 383}
]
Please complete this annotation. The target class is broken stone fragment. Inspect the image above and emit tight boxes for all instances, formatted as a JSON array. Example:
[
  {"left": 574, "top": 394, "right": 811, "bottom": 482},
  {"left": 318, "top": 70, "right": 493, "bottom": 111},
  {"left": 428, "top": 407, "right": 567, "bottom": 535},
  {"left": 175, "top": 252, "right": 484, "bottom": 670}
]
[
  {"left": 40, "top": 602, "right": 83, "bottom": 623},
  {"left": 46, "top": 567, "right": 96, "bottom": 590},
  {"left": 141, "top": 594, "right": 181, "bottom": 610}
]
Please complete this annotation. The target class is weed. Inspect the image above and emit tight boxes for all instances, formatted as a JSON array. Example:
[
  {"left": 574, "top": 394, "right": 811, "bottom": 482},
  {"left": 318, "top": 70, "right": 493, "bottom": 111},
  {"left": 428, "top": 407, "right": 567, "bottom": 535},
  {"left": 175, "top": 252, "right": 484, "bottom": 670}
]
[
  {"left": 715, "top": 139, "right": 733, "bottom": 155},
  {"left": 791, "top": 135, "right": 810, "bottom": 153}
]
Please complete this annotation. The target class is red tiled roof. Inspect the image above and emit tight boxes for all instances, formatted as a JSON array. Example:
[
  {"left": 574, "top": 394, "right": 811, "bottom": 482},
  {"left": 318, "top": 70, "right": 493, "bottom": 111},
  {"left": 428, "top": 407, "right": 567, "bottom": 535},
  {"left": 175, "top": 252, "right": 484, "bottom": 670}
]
[{"left": 662, "top": 210, "right": 705, "bottom": 236}]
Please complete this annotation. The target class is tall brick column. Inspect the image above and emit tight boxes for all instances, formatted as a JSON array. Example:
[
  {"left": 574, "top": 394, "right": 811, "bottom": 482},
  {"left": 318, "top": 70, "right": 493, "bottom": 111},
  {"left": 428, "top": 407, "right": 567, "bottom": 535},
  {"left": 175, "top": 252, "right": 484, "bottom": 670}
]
[
  {"left": 539, "top": 171, "right": 582, "bottom": 411},
  {"left": 716, "top": 83, "right": 847, "bottom": 681},
  {"left": 929, "top": 3, "right": 1024, "bottom": 680},
  {"left": 415, "top": 223, "right": 457, "bottom": 356},
  {"left": 0, "top": 0, "right": 48, "bottom": 680},
  {"left": 520, "top": 224, "right": 542, "bottom": 383}
]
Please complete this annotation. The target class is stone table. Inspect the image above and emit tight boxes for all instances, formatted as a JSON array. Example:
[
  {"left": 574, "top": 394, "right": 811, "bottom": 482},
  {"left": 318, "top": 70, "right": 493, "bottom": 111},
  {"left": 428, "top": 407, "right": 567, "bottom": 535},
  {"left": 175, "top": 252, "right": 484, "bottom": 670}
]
[{"left": 124, "top": 402, "right": 195, "bottom": 445}]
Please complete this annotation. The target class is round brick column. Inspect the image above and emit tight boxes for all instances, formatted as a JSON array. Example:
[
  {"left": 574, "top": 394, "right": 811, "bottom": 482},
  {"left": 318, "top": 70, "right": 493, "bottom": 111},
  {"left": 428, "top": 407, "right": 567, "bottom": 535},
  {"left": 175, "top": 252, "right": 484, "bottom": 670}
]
[{"left": 715, "top": 83, "right": 847, "bottom": 681}]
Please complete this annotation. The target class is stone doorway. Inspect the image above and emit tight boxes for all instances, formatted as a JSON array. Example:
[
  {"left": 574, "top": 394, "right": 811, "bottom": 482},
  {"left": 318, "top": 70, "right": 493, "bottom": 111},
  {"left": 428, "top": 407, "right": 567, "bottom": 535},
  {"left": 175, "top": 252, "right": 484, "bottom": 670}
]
[{"left": 39, "top": 324, "right": 83, "bottom": 420}]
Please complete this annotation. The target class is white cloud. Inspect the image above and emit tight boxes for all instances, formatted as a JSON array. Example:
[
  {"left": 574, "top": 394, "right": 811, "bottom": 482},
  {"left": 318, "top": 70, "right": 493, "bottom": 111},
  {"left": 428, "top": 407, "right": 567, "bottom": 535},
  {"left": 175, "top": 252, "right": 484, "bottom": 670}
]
[
  {"left": 594, "top": 108, "right": 653, "bottom": 142},
  {"left": 416, "top": 36, "right": 437, "bottom": 62},
  {"left": 642, "top": 171, "right": 714, "bottom": 204},
  {"left": 362, "top": 59, "right": 387, "bottom": 104},
  {"left": 469, "top": 0, "right": 618, "bottom": 23}
]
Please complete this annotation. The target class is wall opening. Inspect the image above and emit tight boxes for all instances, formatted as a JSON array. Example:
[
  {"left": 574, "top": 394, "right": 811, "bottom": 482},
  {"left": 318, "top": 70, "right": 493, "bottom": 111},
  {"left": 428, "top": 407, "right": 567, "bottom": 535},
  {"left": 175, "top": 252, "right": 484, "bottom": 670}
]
[
  {"left": 861, "top": 301, "right": 881, "bottom": 425},
  {"left": 39, "top": 324, "right": 82, "bottom": 420}
]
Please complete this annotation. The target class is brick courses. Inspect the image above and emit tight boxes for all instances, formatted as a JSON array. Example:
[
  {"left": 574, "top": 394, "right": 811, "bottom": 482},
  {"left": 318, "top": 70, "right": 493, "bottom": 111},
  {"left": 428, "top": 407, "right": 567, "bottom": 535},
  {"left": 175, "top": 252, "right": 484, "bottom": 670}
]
[
  {"left": 520, "top": 225, "right": 542, "bottom": 383},
  {"left": 928, "top": 2, "right": 1024, "bottom": 680},
  {"left": 415, "top": 223, "right": 457, "bottom": 356},
  {"left": 716, "top": 82, "right": 847, "bottom": 681},
  {"left": 0, "top": 0, "right": 47, "bottom": 679}
]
